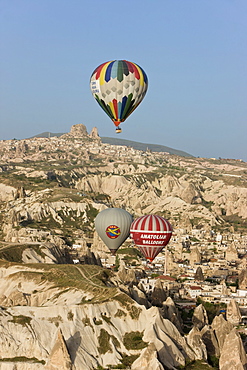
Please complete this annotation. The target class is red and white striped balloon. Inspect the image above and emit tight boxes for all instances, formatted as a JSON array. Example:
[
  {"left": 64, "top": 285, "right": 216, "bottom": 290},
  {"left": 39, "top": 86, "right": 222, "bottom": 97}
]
[{"left": 130, "top": 215, "right": 173, "bottom": 262}]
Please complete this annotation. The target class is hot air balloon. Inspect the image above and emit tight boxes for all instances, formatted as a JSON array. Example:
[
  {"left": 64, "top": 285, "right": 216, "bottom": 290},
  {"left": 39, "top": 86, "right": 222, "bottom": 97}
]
[
  {"left": 90, "top": 60, "right": 148, "bottom": 133},
  {"left": 95, "top": 208, "right": 133, "bottom": 255},
  {"left": 130, "top": 215, "right": 173, "bottom": 263}
]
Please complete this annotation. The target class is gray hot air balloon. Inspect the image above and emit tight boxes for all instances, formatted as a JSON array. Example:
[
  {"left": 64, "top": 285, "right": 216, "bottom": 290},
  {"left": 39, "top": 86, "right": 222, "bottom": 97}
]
[{"left": 95, "top": 208, "right": 133, "bottom": 255}]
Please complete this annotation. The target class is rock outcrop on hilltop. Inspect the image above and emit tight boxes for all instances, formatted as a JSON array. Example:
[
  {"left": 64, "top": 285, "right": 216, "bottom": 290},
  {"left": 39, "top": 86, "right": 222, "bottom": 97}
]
[
  {"left": 89, "top": 126, "right": 100, "bottom": 140},
  {"left": 60, "top": 123, "right": 100, "bottom": 142},
  {"left": 62, "top": 123, "right": 88, "bottom": 138}
]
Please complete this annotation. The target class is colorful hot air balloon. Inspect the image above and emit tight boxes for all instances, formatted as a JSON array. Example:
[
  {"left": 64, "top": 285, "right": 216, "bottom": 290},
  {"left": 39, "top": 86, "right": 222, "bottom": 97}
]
[
  {"left": 90, "top": 60, "right": 148, "bottom": 133},
  {"left": 130, "top": 215, "right": 173, "bottom": 262},
  {"left": 95, "top": 208, "right": 133, "bottom": 255}
]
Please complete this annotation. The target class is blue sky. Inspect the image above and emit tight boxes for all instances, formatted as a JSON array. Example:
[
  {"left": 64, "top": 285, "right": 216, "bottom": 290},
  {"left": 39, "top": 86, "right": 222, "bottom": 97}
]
[{"left": 1, "top": 0, "right": 246, "bottom": 160}]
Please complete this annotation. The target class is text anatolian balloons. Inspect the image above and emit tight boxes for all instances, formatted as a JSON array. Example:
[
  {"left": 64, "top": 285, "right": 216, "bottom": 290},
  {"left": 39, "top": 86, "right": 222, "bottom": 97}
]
[
  {"left": 130, "top": 215, "right": 173, "bottom": 262},
  {"left": 95, "top": 208, "right": 133, "bottom": 255},
  {"left": 90, "top": 60, "right": 148, "bottom": 133}
]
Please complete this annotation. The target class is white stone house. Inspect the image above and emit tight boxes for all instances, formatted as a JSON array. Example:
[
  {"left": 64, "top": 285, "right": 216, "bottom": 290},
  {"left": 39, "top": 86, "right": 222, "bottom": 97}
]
[{"left": 187, "top": 286, "right": 203, "bottom": 299}]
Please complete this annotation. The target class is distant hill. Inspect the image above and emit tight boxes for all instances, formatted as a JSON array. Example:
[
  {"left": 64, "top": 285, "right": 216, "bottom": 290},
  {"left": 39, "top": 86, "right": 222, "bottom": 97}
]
[
  {"left": 101, "top": 137, "right": 193, "bottom": 157},
  {"left": 30, "top": 132, "right": 192, "bottom": 157},
  {"left": 30, "top": 132, "right": 65, "bottom": 138}
]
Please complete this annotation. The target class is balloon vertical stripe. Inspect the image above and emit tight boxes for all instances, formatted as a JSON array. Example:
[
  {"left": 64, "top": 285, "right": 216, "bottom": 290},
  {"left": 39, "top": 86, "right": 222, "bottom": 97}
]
[
  {"left": 118, "top": 101, "right": 122, "bottom": 117},
  {"left": 113, "top": 99, "right": 118, "bottom": 119},
  {"left": 95, "top": 95, "right": 114, "bottom": 120},
  {"left": 108, "top": 101, "right": 115, "bottom": 119},
  {"left": 129, "top": 62, "right": 140, "bottom": 80},
  {"left": 130, "top": 215, "right": 173, "bottom": 262},
  {"left": 148, "top": 216, "right": 153, "bottom": 231},
  {"left": 121, "top": 94, "right": 133, "bottom": 119},
  {"left": 94, "top": 62, "right": 105, "bottom": 79},
  {"left": 122, "top": 60, "right": 130, "bottom": 76},
  {"left": 105, "top": 61, "right": 114, "bottom": 82},
  {"left": 120, "top": 96, "right": 127, "bottom": 118},
  {"left": 117, "top": 61, "right": 123, "bottom": 82},
  {"left": 109, "top": 61, "right": 117, "bottom": 79},
  {"left": 99, "top": 62, "right": 110, "bottom": 85},
  {"left": 125, "top": 60, "right": 135, "bottom": 74}
]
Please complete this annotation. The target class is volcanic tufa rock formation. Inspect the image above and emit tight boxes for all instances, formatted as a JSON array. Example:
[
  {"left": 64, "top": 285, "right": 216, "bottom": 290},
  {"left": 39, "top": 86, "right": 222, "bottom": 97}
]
[
  {"left": 194, "top": 266, "right": 204, "bottom": 281},
  {"left": 150, "top": 278, "right": 167, "bottom": 306},
  {"left": 69, "top": 123, "right": 88, "bottom": 137},
  {"left": 225, "top": 243, "right": 238, "bottom": 262},
  {"left": 128, "top": 285, "right": 151, "bottom": 308},
  {"left": 192, "top": 303, "right": 209, "bottom": 329},
  {"left": 162, "top": 297, "right": 183, "bottom": 333},
  {"left": 116, "top": 260, "right": 138, "bottom": 286},
  {"left": 45, "top": 329, "right": 72, "bottom": 370},
  {"left": 226, "top": 298, "right": 242, "bottom": 326},
  {"left": 61, "top": 123, "right": 88, "bottom": 138},
  {"left": 186, "top": 326, "right": 207, "bottom": 360},
  {"left": 189, "top": 247, "right": 201, "bottom": 266},
  {"left": 201, "top": 325, "right": 220, "bottom": 357},
  {"left": 15, "top": 186, "right": 26, "bottom": 199},
  {"left": 219, "top": 328, "right": 247, "bottom": 370},
  {"left": 211, "top": 314, "right": 233, "bottom": 352},
  {"left": 0, "top": 183, "right": 16, "bottom": 202},
  {"left": 89, "top": 126, "right": 101, "bottom": 140},
  {"left": 239, "top": 269, "right": 247, "bottom": 289},
  {"left": 131, "top": 342, "right": 164, "bottom": 370}
]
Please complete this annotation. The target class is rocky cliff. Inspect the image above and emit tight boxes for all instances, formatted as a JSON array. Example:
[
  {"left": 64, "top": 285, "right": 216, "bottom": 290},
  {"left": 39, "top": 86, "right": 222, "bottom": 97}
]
[
  {"left": 0, "top": 261, "right": 245, "bottom": 369},
  {"left": 0, "top": 262, "right": 206, "bottom": 369}
]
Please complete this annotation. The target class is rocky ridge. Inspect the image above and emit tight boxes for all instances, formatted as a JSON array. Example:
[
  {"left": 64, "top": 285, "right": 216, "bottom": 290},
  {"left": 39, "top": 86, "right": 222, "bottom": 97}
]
[
  {"left": 0, "top": 124, "right": 246, "bottom": 247},
  {"left": 0, "top": 124, "right": 247, "bottom": 368}
]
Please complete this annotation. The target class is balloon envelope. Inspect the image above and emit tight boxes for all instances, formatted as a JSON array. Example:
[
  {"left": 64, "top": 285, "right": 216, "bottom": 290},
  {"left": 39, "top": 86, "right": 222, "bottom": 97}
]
[
  {"left": 95, "top": 208, "right": 133, "bottom": 255},
  {"left": 90, "top": 60, "right": 148, "bottom": 130},
  {"left": 130, "top": 215, "right": 173, "bottom": 262}
]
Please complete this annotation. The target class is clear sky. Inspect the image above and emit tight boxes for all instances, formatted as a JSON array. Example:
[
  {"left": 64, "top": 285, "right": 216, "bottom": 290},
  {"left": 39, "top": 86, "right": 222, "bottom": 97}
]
[{"left": 1, "top": 0, "right": 246, "bottom": 160}]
